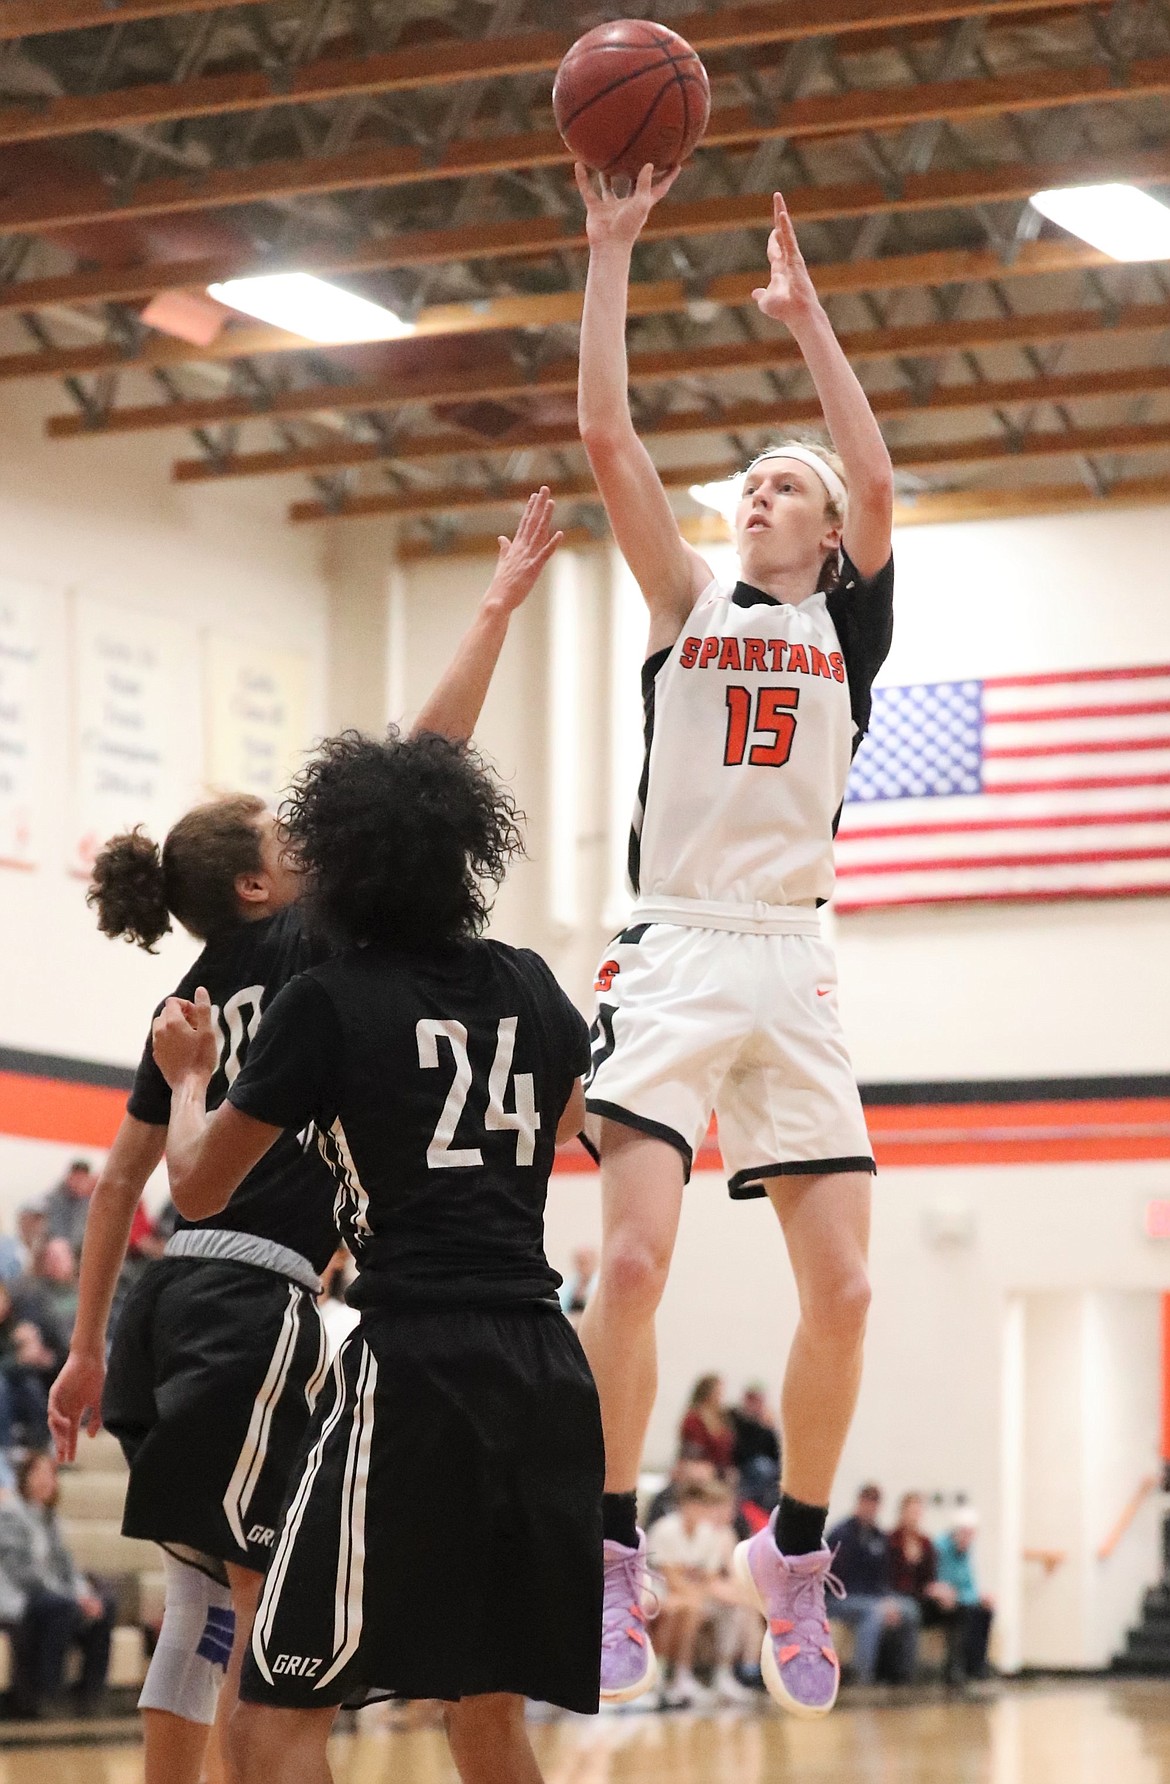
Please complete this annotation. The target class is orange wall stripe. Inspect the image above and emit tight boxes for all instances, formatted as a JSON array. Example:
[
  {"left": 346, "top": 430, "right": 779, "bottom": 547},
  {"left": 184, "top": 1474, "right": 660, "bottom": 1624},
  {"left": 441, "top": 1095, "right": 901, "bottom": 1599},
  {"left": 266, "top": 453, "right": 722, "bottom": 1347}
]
[{"left": 0, "top": 1071, "right": 127, "bottom": 1148}]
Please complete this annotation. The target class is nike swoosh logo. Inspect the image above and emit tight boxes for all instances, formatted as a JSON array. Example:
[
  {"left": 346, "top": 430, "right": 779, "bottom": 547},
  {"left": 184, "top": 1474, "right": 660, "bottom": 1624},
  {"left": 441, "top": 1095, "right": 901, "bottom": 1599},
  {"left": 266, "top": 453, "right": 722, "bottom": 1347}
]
[{"left": 816, "top": 988, "right": 832, "bottom": 997}]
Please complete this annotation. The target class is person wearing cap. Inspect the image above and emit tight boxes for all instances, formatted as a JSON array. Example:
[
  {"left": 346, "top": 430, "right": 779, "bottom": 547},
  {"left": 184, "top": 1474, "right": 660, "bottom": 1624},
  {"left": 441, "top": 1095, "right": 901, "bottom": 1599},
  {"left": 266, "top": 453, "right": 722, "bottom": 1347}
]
[
  {"left": 574, "top": 161, "right": 895, "bottom": 1719},
  {"left": 935, "top": 1507, "right": 994, "bottom": 1682}
]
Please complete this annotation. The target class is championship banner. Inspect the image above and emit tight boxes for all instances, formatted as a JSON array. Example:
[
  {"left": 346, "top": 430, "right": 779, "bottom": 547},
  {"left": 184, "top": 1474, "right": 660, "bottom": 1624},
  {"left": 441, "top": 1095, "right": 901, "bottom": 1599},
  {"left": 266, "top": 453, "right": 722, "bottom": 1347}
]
[
  {"left": 203, "top": 634, "right": 311, "bottom": 805},
  {"left": 70, "top": 595, "right": 188, "bottom": 877},
  {"left": 0, "top": 576, "right": 43, "bottom": 869}
]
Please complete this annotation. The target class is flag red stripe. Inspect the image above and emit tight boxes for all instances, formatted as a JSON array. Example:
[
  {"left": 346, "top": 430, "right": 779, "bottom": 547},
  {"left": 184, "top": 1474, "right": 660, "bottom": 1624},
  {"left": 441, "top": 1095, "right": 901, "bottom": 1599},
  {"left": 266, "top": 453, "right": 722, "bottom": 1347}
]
[
  {"left": 986, "top": 772, "right": 1170, "bottom": 793},
  {"left": 838, "top": 807, "right": 1170, "bottom": 843},
  {"left": 989, "top": 700, "right": 1170, "bottom": 724},
  {"left": 983, "top": 666, "right": 1170, "bottom": 690},
  {"left": 984, "top": 736, "right": 1170, "bottom": 760},
  {"left": 835, "top": 882, "right": 1170, "bottom": 913},
  {"left": 836, "top": 844, "right": 1170, "bottom": 877}
]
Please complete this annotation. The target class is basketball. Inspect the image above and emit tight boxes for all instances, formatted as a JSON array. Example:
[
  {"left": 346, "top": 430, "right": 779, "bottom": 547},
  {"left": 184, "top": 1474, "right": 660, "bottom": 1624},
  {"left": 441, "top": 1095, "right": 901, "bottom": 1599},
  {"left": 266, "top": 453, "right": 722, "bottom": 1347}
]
[{"left": 553, "top": 21, "right": 711, "bottom": 184}]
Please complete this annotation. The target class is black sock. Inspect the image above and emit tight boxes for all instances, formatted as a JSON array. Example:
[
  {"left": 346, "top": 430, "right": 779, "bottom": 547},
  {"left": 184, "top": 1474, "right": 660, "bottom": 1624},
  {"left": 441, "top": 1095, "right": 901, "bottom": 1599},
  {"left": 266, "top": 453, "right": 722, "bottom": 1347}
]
[
  {"left": 775, "top": 1493, "right": 828, "bottom": 1557},
  {"left": 602, "top": 1491, "right": 639, "bottom": 1549}
]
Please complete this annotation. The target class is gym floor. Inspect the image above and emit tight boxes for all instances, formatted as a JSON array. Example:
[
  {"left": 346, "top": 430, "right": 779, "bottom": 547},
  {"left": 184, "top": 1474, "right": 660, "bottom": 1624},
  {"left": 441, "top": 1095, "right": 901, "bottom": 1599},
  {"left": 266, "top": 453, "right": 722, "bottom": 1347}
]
[{"left": 0, "top": 1681, "right": 1167, "bottom": 1783}]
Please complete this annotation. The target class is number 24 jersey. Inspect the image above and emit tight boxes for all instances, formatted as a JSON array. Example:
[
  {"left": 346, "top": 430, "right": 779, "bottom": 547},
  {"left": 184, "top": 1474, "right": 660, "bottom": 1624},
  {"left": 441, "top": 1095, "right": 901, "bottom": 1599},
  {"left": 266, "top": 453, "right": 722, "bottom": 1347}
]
[
  {"left": 228, "top": 939, "right": 590, "bottom": 1310},
  {"left": 631, "top": 551, "right": 895, "bottom": 910}
]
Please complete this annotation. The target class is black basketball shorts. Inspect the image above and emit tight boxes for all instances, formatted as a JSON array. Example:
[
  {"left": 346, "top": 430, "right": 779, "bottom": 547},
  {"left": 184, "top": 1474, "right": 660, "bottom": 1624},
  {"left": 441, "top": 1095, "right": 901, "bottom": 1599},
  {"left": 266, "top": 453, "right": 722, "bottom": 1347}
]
[
  {"left": 104, "top": 1257, "right": 329, "bottom": 1576},
  {"left": 241, "top": 1301, "right": 604, "bottom": 1713}
]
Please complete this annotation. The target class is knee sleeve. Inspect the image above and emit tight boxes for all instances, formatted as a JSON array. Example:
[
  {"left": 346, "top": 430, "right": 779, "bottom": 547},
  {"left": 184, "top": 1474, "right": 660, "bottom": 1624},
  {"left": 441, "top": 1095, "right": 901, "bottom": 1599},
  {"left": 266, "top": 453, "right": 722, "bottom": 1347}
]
[{"left": 138, "top": 1553, "right": 235, "bottom": 1726}]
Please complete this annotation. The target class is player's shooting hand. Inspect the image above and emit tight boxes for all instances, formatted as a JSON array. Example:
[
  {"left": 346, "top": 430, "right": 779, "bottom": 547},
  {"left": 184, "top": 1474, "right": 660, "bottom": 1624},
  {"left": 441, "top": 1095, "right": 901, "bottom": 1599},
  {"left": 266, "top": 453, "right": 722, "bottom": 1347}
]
[
  {"left": 484, "top": 488, "right": 564, "bottom": 615},
  {"left": 575, "top": 160, "right": 681, "bottom": 247},
  {"left": 49, "top": 1350, "right": 106, "bottom": 1461},
  {"left": 752, "top": 192, "right": 821, "bottom": 328},
  {"left": 152, "top": 985, "right": 220, "bottom": 1088}
]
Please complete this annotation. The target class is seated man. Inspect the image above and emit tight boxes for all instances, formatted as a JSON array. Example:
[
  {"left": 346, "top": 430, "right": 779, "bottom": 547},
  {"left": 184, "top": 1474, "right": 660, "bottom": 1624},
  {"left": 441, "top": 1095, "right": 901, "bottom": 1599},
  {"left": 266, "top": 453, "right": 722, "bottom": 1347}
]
[
  {"left": 935, "top": 1507, "right": 994, "bottom": 1682},
  {"left": 827, "top": 1484, "right": 920, "bottom": 1685},
  {"left": 647, "top": 1480, "right": 759, "bottom": 1707}
]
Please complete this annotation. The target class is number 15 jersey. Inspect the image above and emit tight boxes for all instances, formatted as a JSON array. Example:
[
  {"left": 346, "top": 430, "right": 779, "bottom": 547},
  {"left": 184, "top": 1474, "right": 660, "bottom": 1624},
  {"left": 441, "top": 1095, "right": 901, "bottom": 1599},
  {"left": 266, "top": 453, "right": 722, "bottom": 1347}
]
[{"left": 631, "top": 550, "right": 895, "bottom": 911}]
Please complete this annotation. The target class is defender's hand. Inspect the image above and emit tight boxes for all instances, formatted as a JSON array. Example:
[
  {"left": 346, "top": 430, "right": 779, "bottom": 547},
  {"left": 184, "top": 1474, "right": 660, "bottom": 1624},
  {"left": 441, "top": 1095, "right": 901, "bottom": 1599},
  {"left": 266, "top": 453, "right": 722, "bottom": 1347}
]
[
  {"left": 484, "top": 488, "right": 564, "bottom": 617},
  {"left": 152, "top": 986, "right": 219, "bottom": 1089}
]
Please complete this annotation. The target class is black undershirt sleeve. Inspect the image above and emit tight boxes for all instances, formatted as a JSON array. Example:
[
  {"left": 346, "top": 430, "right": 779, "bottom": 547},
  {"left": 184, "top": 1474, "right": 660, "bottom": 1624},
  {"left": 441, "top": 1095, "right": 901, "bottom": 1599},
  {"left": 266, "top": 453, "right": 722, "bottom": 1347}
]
[
  {"left": 228, "top": 975, "right": 343, "bottom": 1135},
  {"left": 825, "top": 548, "right": 895, "bottom": 741}
]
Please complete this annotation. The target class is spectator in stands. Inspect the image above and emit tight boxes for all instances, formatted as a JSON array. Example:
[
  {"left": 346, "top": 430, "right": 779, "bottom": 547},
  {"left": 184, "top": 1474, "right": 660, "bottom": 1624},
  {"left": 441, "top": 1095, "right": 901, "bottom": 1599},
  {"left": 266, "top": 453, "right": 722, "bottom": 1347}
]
[
  {"left": 0, "top": 1284, "right": 59, "bottom": 1461},
  {"left": 729, "top": 1382, "right": 781, "bottom": 1511},
  {"left": 889, "top": 1492, "right": 971, "bottom": 1683},
  {"left": 645, "top": 1449, "right": 717, "bottom": 1528},
  {"left": 557, "top": 1246, "right": 598, "bottom": 1325},
  {"left": 28, "top": 1241, "right": 79, "bottom": 1349},
  {"left": 679, "top": 1374, "right": 736, "bottom": 1476},
  {"left": 935, "top": 1507, "right": 994, "bottom": 1681},
  {"left": 0, "top": 1452, "right": 115, "bottom": 1718},
  {"left": 0, "top": 1207, "right": 48, "bottom": 1290},
  {"left": 647, "top": 1479, "right": 758, "bottom": 1707},
  {"left": 41, "top": 1163, "right": 97, "bottom": 1257},
  {"left": 828, "top": 1484, "right": 920, "bottom": 1684}
]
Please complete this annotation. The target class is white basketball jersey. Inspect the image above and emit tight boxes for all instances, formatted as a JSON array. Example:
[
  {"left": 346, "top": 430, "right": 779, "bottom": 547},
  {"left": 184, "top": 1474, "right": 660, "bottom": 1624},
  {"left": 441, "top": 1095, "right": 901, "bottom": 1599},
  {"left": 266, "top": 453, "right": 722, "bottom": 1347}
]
[{"left": 630, "top": 554, "right": 894, "bottom": 910}]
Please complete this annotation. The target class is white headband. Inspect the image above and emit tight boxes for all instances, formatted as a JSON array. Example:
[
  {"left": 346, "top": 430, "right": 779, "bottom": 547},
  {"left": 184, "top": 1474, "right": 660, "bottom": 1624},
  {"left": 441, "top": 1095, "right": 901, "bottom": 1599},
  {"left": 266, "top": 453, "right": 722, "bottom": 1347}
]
[{"left": 748, "top": 443, "right": 848, "bottom": 516}]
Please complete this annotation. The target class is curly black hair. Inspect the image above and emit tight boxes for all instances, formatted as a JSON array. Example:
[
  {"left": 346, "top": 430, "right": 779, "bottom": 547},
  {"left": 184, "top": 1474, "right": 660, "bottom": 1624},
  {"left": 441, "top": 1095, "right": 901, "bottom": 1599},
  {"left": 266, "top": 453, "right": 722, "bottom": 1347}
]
[{"left": 280, "top": 729, "right": 524, "bottom": 950}]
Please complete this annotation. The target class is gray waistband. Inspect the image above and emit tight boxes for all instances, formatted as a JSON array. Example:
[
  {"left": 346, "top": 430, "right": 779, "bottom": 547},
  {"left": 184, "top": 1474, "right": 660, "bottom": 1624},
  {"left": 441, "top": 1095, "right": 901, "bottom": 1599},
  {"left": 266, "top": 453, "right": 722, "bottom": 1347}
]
[{"left": 164, "top": 1228, "right": 322, "bottom": 1295}]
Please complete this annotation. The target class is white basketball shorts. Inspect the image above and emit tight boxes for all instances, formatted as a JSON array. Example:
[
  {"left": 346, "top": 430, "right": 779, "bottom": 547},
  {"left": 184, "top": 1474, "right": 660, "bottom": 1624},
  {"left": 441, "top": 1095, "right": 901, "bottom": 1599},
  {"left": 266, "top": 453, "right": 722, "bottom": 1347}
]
[{"left": 583, "top": 917, "right": 874, "bottom": 1199}]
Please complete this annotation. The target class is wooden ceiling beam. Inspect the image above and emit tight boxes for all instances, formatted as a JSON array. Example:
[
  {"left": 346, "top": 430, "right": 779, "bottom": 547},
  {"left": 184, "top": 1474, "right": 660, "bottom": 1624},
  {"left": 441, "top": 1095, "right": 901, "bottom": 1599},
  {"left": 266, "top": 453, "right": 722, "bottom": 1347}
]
[
  {"left": 0, "top": 0, "right": 267, "bottom": 43},
  {"left": 2, "top": 51, "right": 1167, "bottom": 237},
  {"left": 170, "top": 361, "right": 1170, "bottom": 484},
  {"left": 8, "top": 143, "right": 1169, "bottom": 324},
  {"left": 395, "top": 475, "right": 1170, "bottom": 558},
  {"left": 287, "top": 423, "right": 1170, "bottom": 522},
  {"left": 46, "top": 291, "right": 1170, "bottom": 438},
  {"left": 0, "top": 0, "right": 1086, "bottom": 146},
  {"left": 43, "top": 294, "right": 1170, "bottom": 440},
  {"left": 26, "top": 234, "right": 1120, "bottom": 393}
]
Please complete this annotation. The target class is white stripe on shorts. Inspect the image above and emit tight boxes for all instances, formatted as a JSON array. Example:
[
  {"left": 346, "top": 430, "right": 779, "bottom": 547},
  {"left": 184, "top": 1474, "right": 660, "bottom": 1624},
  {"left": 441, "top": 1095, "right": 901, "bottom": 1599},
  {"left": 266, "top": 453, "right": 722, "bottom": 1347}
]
[
  {"left": 222, "top": 1283, "right": 300, "bottom": 1551},
  {"left": 302, "top": 1305, "right": 330, "bottom": 1414},
  {"left": 251, "top": 1343, "right": 350, "bottom": 1687},
  {"left": 317, "top": 1338, "right": 378, "bottom": 1689}
]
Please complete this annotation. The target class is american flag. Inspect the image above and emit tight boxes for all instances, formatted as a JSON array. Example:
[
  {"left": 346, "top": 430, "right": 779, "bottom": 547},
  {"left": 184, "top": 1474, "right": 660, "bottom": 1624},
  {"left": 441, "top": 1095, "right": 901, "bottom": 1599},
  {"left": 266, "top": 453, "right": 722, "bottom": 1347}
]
[{"left": 834, "top": 665, "right": 1170, "bottom": 912}]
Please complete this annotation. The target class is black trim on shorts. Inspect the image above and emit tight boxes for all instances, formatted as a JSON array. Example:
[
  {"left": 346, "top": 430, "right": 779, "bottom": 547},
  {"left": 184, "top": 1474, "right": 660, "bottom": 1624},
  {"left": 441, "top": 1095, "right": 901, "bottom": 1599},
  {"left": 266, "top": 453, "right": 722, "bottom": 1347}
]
[
  {"left": 584, "top": 1098, "right": 693, "bottom": 1182},
  {"left": 728, "top": 1155, "right": 876, "bottom": 1200}
]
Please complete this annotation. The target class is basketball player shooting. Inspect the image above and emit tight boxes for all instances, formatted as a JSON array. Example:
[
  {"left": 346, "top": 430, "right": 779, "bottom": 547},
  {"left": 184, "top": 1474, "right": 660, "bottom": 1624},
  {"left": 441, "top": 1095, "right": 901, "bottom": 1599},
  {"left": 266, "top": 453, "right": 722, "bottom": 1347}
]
[{"left": 574, "top": 163, "right": 895, "bottom": 1718}]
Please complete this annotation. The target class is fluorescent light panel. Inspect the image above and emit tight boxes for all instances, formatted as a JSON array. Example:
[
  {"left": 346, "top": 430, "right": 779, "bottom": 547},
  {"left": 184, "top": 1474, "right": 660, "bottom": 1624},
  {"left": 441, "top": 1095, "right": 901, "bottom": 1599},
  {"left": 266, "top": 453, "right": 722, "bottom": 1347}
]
[
  {"left": 207, "top": 273, "right": 415, "bottom": 343},
  {"left": 1029, "top": 183, "right": 1170, "bottom": 262}
]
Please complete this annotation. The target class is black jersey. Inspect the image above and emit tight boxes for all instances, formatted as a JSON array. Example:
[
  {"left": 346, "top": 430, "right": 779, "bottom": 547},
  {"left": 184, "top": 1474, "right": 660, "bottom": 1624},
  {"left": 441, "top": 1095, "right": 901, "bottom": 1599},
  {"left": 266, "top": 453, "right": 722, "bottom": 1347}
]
[
  {"left": 227, "top": 939, "right": 590, "bottom": 1309},
  {"left": 128, "top": 904, "right": 339, "bottom": 1273}
]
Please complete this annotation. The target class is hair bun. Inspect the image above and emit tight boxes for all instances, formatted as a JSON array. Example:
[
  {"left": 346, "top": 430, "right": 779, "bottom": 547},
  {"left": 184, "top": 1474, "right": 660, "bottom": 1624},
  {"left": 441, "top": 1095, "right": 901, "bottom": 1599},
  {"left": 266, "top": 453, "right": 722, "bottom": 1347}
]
[{"left": 86, "top": 827, "right": 171, "bottom": 952}]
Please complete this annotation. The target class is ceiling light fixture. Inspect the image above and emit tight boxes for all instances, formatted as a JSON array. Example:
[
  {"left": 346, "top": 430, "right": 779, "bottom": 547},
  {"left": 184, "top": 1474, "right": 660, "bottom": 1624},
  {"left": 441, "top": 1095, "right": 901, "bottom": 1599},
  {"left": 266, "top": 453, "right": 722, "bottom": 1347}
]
[
  {"left": 688, "top": 477, "right": 742, "bottom": 526},
  {"left": 207, "top": 273, "right": 415, "bottom": 343},
  {"left": 1029, "top": 183, "right": 1170, "bottom": 262}
]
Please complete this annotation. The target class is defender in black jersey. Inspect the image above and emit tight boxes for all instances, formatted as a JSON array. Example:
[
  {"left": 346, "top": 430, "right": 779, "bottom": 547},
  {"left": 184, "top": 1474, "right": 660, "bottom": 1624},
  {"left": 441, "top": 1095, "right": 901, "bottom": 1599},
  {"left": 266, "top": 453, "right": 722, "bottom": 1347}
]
[
  {"left": 152, "top": 731, "right": 602, "bottom": 1784},
  {"left": 48, "top": 491, "right": 565, "bottom": 1784}
]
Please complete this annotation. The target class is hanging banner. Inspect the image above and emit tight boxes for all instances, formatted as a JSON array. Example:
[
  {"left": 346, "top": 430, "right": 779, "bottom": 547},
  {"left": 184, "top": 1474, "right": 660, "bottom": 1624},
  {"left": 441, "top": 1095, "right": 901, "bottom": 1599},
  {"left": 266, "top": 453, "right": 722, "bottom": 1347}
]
[
  {"left": 203, "top": 634, "right": 311, "bottom": 805},
  {"left": 70, "top": 595, "right": 187, "bottom": 877},
  {"left": 0, "top": 576, "right": 42, "bottom": 868}
]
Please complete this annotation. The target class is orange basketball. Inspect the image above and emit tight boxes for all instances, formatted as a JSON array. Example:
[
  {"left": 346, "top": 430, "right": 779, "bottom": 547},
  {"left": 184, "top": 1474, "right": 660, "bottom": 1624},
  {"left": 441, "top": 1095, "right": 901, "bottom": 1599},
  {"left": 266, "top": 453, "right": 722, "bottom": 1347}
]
[{"left": 553, "top": 20, "right": 710, "bottom": 183}]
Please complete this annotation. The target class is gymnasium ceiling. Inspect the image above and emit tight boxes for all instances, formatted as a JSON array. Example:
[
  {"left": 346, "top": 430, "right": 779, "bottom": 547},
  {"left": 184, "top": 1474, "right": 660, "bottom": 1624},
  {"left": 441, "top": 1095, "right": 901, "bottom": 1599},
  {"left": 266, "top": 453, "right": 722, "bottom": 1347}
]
[{"left": 3, "top": 0, "right": 1170, "bottom": 556}]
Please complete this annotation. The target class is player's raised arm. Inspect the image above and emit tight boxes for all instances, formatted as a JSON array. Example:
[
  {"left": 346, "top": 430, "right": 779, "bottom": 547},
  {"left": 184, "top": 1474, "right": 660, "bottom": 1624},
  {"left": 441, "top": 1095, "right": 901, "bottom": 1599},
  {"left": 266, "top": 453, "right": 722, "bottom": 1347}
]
[
  {"left": 411, "top": 487, "right": 563, "bottom": 742},
  {"left": 753, "top": 194, "right": 894, "bottom": 580},
  {"left": 48, "top": 1114, "right": 167, "bottom": 1462},
  {"left": 575, "top": 162, "right": 712, "bottom": 647}
]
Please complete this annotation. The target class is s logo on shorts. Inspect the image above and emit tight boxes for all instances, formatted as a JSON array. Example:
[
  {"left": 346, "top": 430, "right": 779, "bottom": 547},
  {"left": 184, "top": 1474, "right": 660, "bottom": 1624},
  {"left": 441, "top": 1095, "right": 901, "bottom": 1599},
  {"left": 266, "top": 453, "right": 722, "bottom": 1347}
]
[{"left": 594, "top": 959, "right": 620, "bottom": 993}]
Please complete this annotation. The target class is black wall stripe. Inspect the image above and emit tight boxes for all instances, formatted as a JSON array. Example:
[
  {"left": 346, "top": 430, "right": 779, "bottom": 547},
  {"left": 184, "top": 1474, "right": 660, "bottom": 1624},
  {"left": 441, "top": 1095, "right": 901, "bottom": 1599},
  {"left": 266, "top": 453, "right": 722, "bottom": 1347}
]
[{"left": 0, "top": 1046, "right": 135, "bottom": 1093}]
